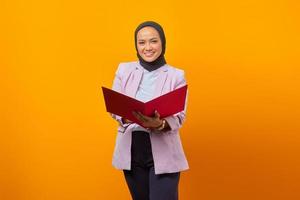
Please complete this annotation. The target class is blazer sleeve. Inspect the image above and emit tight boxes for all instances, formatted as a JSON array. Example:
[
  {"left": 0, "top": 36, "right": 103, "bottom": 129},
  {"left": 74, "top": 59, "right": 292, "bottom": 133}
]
[
  {"left": 164, "top": 70, "right": 188, "bottom": 131},
  {"left": 110, "top": 63, "right": 129, "bottom": 127}
]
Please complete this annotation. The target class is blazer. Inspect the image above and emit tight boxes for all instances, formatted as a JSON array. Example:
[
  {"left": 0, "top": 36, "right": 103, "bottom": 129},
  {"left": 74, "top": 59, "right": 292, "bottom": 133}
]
[{"left": 111, "top": 61, "right": 189, "bottom": 175}]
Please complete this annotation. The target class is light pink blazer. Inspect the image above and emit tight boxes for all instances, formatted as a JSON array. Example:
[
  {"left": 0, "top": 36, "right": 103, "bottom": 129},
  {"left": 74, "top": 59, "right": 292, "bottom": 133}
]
[{"left": 111, "top": 61, "right": 189, "bottom": 174}]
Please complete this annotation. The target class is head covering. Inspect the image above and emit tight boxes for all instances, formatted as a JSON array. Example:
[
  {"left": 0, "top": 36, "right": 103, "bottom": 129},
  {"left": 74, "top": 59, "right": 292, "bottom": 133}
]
[{"left": 134, "top": 21, "right": 167, "bottom": 72}]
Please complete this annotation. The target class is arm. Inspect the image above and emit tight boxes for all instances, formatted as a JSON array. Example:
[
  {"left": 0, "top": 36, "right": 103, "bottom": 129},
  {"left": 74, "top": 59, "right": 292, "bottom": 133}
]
[
  {"left": 163, "top": 71, "right": 188, "bottom": 131},
  {"left": 110, "top": 63, "right": 130, "bottom": 127}
]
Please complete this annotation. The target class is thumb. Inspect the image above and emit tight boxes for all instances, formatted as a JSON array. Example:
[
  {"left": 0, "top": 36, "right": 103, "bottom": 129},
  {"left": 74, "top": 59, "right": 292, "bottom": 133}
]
[{"left": 155, "top": 110, "right": 160, "bottom": 118}]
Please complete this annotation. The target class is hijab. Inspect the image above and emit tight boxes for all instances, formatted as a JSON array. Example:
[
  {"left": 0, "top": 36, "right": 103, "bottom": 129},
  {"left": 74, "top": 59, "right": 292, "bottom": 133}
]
[{"left": 134, "top": 21, "right": 167, "bottom": 72}]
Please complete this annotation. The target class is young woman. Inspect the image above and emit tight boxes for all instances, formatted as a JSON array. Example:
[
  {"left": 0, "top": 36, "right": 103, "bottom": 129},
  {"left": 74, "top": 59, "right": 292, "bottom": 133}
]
[{"left": 110, "top": 21, "right": 189, "bottom": 200}]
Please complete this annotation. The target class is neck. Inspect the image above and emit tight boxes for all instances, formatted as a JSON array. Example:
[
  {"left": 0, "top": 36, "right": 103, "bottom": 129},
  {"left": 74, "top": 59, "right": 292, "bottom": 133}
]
[{"left": 137, "top": 54, "right": 166, "bottom": 72}]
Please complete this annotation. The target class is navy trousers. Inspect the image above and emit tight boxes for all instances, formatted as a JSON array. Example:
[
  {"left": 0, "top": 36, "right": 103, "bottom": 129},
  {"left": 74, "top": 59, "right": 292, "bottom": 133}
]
[{"left": 123, "top": 131, "right": 180, "bottom": 200}]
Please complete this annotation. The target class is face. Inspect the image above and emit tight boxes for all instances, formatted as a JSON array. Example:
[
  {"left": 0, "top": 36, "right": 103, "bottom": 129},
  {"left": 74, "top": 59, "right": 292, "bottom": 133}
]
[{"left": 136, "top": 26, "right": 162, "bottom": 62}]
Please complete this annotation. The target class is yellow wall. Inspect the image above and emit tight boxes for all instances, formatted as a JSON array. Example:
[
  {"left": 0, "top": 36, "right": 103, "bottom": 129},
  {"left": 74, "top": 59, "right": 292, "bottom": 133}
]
[{"left": 1, "top": 0, "right": 299, "bottom": 199}]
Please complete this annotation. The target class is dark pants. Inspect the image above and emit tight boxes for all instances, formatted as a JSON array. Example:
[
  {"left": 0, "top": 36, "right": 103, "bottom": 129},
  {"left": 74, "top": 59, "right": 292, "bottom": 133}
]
[{"left": 123, "top": 131, "right": 180, "bottom": 200}]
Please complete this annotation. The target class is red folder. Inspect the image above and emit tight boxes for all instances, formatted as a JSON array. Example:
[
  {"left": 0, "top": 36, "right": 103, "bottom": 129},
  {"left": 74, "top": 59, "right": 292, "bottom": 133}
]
[{"left": 102, "top": 85, "right": 187, "bottom": 126}]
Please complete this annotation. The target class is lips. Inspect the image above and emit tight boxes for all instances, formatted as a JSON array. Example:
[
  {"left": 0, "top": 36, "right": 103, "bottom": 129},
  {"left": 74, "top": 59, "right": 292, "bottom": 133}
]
[{"left": 145, "top": 52, "right": 154, "bottom": 57}]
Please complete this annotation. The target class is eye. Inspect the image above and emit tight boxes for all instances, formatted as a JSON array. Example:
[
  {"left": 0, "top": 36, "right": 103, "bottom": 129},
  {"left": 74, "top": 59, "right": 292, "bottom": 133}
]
[
  {"left": 151, "top": 40, "right": 158, "bottom": 43},
  {"left": 138, "top": 42, "right": 145, "bottom": 45}
]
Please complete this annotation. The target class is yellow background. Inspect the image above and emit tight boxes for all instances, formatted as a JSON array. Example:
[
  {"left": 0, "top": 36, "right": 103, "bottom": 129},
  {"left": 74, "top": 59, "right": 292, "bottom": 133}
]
[{"left": 1, "top": 0, "right": 300, "bottom": 199}]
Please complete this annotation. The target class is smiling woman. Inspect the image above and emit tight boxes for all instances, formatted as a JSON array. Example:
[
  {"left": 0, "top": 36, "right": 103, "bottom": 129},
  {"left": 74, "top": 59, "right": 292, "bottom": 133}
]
[
  {"left": 136, "top": 27, "right": 163, "bottom": 62},
  {"left": 109, "top": 21, "right": 189, "bottom": 200},
  {"left": 133, "top": 21, "right": 167, "bottom": 72}
]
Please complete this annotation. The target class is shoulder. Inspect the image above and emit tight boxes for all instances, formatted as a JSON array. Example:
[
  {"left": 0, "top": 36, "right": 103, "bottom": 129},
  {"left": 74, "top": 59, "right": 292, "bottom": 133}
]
[
  {"left": 165, "top": 64, "right": 185, "bottom": 78},
  {"left": 116, "top": 61, "right": 139, "bottom": 74},
  {"left": 164, "top": 64, "right": 187, "bottom": 88}
]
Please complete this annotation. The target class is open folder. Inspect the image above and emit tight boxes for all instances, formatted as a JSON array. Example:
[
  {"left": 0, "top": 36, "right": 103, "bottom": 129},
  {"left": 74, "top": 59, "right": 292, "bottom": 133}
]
[{"left": 102, "top": 85, "right": 187, "bottom": 126}]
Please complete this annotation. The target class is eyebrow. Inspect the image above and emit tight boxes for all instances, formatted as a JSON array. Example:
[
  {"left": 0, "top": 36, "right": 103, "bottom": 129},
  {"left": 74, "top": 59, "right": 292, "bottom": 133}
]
[{"left": 138, "top": 37, "right": 159, "bottom": 41}]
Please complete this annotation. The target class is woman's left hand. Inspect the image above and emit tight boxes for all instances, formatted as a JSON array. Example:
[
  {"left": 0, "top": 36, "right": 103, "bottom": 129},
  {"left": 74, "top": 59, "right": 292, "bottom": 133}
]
[{"left": 132, "top": 110, "right": 163, "bottom": 129}]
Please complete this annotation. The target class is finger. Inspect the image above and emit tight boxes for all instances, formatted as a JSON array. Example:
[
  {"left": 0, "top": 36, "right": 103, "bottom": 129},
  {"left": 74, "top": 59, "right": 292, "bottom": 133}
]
[
  {"left": 141, "top": 112, "right": 153, "bottom": 120},
  {"left": 137, "top": 111, "right": 148, "bottom": 122},
  {"left": 132, "top": 111, "right": 137, "bottom": 117},
  {"left": 132, "top": 111, "right": 145, "bottom": 122},
  {"left": 154, "top": 110, "right": 160, "bottom": 119},
  {"left": 132, "top": 111, "right": 140, "bottom": 120}
]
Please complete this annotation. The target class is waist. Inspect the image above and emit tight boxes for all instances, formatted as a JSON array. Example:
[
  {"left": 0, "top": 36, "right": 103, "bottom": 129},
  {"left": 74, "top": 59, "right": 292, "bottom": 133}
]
[{"left": 131, "top": 124, "right": 150, "bottom": 133}]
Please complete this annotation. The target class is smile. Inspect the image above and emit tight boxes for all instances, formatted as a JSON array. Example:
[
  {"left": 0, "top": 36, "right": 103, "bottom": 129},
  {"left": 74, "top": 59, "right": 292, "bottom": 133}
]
[{"left": 145, "top": 52, "right": 154, "bottom": 57}]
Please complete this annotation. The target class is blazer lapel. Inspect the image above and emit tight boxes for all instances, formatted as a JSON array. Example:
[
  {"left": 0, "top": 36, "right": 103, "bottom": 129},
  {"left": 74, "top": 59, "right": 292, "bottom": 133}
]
[
  {"left": 126, "top": 65, "right": 143, "bottom": 98},
  {"left": 153, "top": 65, "right": 168, "bottom": 98}
]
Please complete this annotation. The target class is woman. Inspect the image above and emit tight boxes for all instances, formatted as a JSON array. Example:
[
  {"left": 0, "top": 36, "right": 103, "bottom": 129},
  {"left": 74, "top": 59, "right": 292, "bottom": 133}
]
[{"left": 110, "top": 21, "right": 189, "bottom": 200}]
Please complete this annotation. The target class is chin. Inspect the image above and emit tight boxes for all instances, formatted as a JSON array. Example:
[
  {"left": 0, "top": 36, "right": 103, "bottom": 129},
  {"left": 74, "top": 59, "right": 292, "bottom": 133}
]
[
  {"left": 144, "top": 59, "right": 155, "bottom": 62},
  {"left": 143, "top": 56, "right": 158, "bottom": 62}
]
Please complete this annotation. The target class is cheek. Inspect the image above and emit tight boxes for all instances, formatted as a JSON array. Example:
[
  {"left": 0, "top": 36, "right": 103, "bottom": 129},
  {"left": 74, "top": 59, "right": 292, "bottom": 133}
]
[
  {"left": 154, "top": 44, "right": 162, "bottom": 53},
  {"left": 137, "top": 46, "right": 143, "bottom": 53},
  {"left": 153, "top": 42, "right": 162, "bottom": 50}
]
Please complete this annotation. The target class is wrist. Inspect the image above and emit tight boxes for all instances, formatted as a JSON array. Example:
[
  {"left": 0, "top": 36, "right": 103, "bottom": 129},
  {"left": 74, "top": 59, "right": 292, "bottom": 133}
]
[{"left": 155, "top": 119, "right": 166, "bottom": 131}]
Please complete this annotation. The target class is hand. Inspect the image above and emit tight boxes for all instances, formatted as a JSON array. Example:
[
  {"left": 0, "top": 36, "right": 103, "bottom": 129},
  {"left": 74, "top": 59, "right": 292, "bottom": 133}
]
[
  {"left": 122, "top": 118, "right": 133, "bottom": 124},
  {"left": 132, "top": 110, "right": 163, "bottom": 129}
]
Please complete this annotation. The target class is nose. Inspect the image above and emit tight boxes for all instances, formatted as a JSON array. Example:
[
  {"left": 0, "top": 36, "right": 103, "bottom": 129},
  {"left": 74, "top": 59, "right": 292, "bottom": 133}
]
[{"left": 145, "top": 42, "right": 152, "bottom": 51}]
